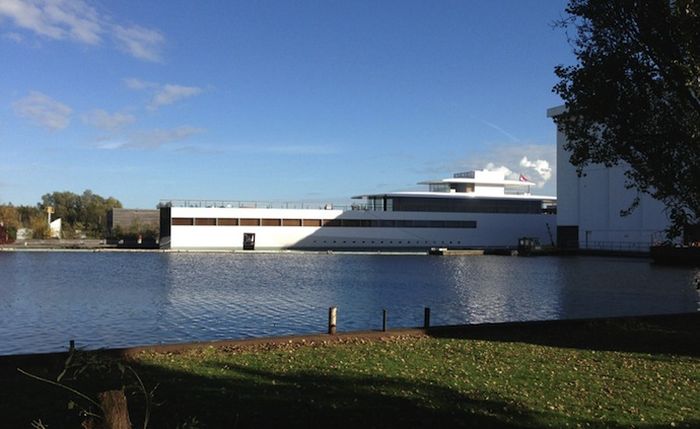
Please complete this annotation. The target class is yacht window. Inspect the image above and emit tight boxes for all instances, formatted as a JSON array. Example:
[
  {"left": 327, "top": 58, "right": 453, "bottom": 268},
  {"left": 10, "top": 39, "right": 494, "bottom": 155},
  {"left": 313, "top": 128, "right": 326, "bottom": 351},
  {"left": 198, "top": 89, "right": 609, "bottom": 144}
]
[
  {"left": 194, "top": 218, "right": 216, "bottom": 226},
  {"left": 172, "top": 218, "right": 194, "bottom": 226}
]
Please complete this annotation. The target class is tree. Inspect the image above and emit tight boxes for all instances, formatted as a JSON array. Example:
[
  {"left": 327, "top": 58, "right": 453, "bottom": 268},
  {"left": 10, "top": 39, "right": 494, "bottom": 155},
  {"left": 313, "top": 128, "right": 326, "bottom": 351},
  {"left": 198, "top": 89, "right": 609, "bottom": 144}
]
[
  {"left": 39, "top": 190, "right": 122, "bottom": 238},
  {"left": 553, "top": 0, "right": 700, "bottom": 239},
  {"left": 0, "top": 204, "right": 20, "bottom": 242}
]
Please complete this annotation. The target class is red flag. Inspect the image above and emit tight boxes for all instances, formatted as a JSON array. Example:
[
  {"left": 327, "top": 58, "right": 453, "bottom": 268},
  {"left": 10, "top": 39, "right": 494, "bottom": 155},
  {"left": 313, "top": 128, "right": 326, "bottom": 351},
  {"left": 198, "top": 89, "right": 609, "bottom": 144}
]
[{"left": 519, "top": 174, "right": 529, "bottom": 182}]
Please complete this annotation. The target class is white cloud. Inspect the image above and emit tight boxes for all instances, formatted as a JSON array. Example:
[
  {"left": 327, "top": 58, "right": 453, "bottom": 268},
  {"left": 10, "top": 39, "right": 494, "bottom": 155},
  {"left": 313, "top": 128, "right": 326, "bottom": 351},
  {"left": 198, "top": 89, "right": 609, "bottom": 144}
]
[
  {"left": 423, "top": 142, "right": 557, "bottom": 192},
  {"left": 0, "top": 0, "right": 165, "bottom": 61},
  {"left": 12, "top": 90, "right": 72, "bottom": 130},
  {"left": 0, "top": 0, "right": 101, "bottom": 44},
  {"left": 124, "top": 79, "right": 204, "bottom": 110},
  {"left": 484, "top": 163, "right": 516, "bottom": 180},
  {"left": 123, "top": 77, "right": 156, "bottom": 90},
  {"left": 519, "top": 156, "right": 553, "bottom": 186},
  {"left": 98, "top": 126, "right": 204, "bottom": 150},
  {"left": 113, "top": 24, "right": 164, "bottom": 62},
  {"left": 95, "top": 139, "right": 127, "bottom": 150},
  {"left": 82, "top": 109, "right": 135, "bottom": 131},
  {"left": 149, "top": 84, "right": 202, "bottom": 109}
]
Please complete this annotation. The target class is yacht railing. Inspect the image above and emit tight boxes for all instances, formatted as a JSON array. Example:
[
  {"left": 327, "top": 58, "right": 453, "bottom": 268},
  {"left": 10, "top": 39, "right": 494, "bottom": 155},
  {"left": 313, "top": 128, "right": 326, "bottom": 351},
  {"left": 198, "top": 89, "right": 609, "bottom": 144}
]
[
  {"left": 159, "top": 199, "right": 369, "bottom": 211},
  {"left": 579, "top": 240, "right": 651, "bottom": 252}
]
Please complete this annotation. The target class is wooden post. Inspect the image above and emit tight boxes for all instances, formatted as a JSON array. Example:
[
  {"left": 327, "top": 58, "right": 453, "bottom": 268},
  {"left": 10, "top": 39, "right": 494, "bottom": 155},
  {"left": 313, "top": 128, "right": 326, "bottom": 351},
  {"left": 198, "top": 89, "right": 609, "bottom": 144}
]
[
  {"left": 382, "top": 309, "right": 387, "bottom": 332},
  {"left": 328, "top": 306, "right": 337, "bottom": 335},
  {"left": 424, "top": 307, "right": 431, "bottom": 329},
  {"left": 69, "top": 340, "right": 75, "bottom": 352}
]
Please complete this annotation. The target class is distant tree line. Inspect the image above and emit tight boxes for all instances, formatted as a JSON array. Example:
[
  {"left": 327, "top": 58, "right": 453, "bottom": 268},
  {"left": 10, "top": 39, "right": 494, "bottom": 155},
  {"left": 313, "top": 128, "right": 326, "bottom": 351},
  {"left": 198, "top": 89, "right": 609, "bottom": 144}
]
[{"left": 0, "top": 190, "right": 123, "bottom": 240}]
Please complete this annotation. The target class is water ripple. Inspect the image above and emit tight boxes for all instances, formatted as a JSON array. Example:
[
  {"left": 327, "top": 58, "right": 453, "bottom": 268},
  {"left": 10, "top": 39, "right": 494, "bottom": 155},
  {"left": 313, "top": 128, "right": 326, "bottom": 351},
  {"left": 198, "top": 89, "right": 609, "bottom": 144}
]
[{"left": 0, "top": 252, "right": 697, "bottom": 354}]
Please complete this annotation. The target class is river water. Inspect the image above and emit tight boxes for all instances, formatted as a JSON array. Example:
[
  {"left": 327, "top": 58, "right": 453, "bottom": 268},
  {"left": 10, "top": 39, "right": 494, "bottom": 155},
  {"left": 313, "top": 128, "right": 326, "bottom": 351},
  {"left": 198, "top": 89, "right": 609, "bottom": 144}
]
[{"left": 0, "top": 251, "right": 698, "bottom": 355}]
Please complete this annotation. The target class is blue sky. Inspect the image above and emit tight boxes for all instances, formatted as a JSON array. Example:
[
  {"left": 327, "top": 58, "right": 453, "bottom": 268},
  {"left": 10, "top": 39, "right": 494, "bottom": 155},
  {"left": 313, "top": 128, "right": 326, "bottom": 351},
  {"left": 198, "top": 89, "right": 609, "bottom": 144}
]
[{"left": 0, "top": 0, "right": 574, "bottom": 208}]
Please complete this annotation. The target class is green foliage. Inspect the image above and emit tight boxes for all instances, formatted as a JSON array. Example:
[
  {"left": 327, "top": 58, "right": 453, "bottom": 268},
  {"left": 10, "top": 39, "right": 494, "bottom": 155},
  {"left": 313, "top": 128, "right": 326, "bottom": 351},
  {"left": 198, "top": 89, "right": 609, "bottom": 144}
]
[
  {"left": 0, "top": 205, "right": 20, "bottom": 242},
  {"left": 29, "top": 213, "right": 49, "bottom": 239},
  {"left": 40, "top": 190, "right": 122, "bottom": 238},
  {"left": 0, "top": 204, "right": 20, "bottom": 230},
  {"left": 553, "top": 0, "right": 700, "bottom": 238}
]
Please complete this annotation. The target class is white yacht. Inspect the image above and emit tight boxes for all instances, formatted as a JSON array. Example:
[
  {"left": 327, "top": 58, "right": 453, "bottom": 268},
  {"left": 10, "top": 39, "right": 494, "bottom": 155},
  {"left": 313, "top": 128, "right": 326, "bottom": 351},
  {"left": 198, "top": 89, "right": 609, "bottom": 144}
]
[{"left": 159, "top": 169, "right": 556, "bottom": 251}]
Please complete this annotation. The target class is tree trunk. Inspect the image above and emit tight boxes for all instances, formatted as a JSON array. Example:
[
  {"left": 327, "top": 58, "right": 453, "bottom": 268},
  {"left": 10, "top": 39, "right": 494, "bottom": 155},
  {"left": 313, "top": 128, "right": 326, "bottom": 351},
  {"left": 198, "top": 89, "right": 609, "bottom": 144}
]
[{"left": 98, "top": 390, "right": 132, "bottom": 429}]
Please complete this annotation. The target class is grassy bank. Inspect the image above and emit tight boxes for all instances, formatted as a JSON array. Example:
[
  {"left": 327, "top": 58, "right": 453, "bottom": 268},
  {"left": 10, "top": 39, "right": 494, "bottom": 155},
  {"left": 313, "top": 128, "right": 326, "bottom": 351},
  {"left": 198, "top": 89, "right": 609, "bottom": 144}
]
[{"left": 2, "top": 314, "right": 698, "bottom": 428}]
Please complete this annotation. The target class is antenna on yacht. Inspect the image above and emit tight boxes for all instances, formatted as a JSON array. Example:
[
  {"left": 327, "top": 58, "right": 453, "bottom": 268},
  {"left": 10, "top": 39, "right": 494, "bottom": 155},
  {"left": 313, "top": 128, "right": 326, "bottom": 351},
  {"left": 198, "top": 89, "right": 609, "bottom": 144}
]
[{"left": 519, "top": 174, "right": 531, "bottom": 195}]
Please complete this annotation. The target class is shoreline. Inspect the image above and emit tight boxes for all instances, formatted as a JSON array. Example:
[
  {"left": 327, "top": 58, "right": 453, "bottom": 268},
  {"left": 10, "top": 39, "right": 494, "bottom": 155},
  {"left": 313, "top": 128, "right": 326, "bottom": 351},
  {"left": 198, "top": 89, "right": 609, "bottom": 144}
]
[
  {"left": 0, "top": 245, "right": 654, "bottom": 259},
  {"left": 2, "top": 312, "right": 696, "bottom": 361}
]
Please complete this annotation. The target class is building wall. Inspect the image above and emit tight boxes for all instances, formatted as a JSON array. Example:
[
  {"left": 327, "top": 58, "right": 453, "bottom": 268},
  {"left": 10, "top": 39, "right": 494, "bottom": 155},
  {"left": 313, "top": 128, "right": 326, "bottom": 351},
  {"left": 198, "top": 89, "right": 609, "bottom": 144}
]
[
  {"left": 548, "top": 106, "right": 670, "bottom": 251},
  {"left": 108, "top": 208, "right": 160, "bottom": 233}
]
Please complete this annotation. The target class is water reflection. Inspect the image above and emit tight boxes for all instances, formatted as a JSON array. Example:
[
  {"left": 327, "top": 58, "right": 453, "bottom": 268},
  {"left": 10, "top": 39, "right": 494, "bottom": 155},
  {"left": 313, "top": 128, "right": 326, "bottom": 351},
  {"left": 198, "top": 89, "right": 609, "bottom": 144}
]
[{"left": 0, "top": 252, "right": 697, "bottom": 354}]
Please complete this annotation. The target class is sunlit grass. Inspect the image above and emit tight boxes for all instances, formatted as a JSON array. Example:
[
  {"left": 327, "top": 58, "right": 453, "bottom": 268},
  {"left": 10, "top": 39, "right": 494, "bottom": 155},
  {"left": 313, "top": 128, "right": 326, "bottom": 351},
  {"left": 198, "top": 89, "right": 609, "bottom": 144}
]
[
  {"left": 3, "top": 316, "right": 698, "bottom": 428},
  {"left": 136, "top": 334, "right": 698, "bottom": 428}
]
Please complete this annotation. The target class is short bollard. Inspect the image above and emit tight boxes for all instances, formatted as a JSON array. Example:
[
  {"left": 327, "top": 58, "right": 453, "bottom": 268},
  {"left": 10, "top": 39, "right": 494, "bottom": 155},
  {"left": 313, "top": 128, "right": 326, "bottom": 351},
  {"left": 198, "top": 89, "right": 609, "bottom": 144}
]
[
  {"left": 328, "top": 306, "right": 337, "bottom": 335},
  {"left": 382, "top": 309, "right": 388, "bottom": 332},
  {"left": 424, "top": 307, "right": 431, "bottom": 329}
]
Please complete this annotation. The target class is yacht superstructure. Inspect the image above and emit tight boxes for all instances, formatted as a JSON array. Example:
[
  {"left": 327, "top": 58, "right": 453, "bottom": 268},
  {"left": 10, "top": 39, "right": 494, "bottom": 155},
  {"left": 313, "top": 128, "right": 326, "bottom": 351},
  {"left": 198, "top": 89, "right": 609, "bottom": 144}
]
[{"left": 159, "top": 170, "right": 556, "bottom": 251}]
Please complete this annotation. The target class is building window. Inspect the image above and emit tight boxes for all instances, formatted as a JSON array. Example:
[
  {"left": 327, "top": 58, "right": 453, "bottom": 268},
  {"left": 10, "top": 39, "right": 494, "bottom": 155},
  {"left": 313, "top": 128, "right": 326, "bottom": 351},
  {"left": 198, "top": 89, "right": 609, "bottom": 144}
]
[
  {"left": 303, "top": 219, "right": 322, "bottom": 227},
  {"left": 240, "top": 218, "right": 260, "bottom": 226},
  {"left": 261, "top": 219, "right": 281, "bottom": 226},
  {"left": 282, "top": 219, "right": 302, "bottom": 226}
]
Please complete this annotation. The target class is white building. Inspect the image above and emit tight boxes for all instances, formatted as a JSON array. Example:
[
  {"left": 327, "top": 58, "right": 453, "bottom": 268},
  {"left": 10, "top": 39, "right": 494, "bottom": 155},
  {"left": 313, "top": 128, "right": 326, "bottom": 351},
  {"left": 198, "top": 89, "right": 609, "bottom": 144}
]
[{"left": 547, "top": 105, "right": 670, "bottom": 251}]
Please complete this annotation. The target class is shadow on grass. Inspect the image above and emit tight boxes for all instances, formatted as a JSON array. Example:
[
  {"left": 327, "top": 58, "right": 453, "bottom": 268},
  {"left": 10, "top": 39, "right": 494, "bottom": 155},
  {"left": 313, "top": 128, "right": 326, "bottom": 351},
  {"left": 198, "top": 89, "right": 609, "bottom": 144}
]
[
  {"left": 427, "top": 313, "right": 700, "bottom": 358},
  {"left": 128, "top": 360, "right": 547, "bottom": 428},
  {"left": 2, "top": 342, "right": 698, "bottom": 428},
  {"left": 1, "top": 354, "right": 550, "bottom": 428}
]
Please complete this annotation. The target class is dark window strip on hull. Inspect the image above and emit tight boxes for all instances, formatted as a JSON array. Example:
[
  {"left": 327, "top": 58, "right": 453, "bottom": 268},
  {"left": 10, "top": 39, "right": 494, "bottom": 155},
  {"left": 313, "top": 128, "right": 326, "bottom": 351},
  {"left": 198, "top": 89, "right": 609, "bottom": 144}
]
[{"left": 173, "top": 217, "right": 477, "bottom": 229}]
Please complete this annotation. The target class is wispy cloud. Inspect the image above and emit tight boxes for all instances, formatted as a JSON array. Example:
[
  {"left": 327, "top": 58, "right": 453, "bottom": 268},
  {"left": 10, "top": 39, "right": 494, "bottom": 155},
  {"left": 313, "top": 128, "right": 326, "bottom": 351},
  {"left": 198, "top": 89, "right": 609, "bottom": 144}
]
[
  {"left": 172, "top": 143, "right": 339, "bottom": 156},
  {"left": 124, "top": 79, "right": 203, "bottom": 110},
  {"left": 2, "top": 31, "right": 24, "bottom": 42},
  {"left": 0, "top": 0, "right": 101, "bottom": 44},
  {"left": 0, "top": 0, "right": 164, "bottom": 61},
  {"left": 227, "top": 144, "right": 339, "bottom": 155},
  {"left": 12, "top": 90, "right": 72, "bottom": 130},
  {"left": 113, "top": 24, "right": 164, "bottom": 63},
  {"left": 149, "top": 84, "right": 202, "bottom": 109},
  {"left": 123, "top": 77, "right": 156, "bottom": 90},
  {"left": 82, "top": 109, "right": 135, "bottom": 131},
  {"left": 97, "top": 126, "right": 204, "bottom": 150}
]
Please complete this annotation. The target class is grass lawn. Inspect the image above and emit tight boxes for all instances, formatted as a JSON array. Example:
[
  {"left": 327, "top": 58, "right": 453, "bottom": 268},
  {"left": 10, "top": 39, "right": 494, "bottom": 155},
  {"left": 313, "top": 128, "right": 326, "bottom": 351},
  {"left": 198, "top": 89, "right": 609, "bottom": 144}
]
[{"left": 1, "top": 314, "right": 698, "bottom": 428}]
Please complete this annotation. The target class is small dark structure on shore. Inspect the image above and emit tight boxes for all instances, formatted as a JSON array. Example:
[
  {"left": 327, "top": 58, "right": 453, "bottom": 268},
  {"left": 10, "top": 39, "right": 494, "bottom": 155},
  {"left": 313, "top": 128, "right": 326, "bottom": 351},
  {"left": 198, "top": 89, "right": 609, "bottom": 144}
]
[{"left": 107, "top": 208, "right": 159, "bottom": 236}]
